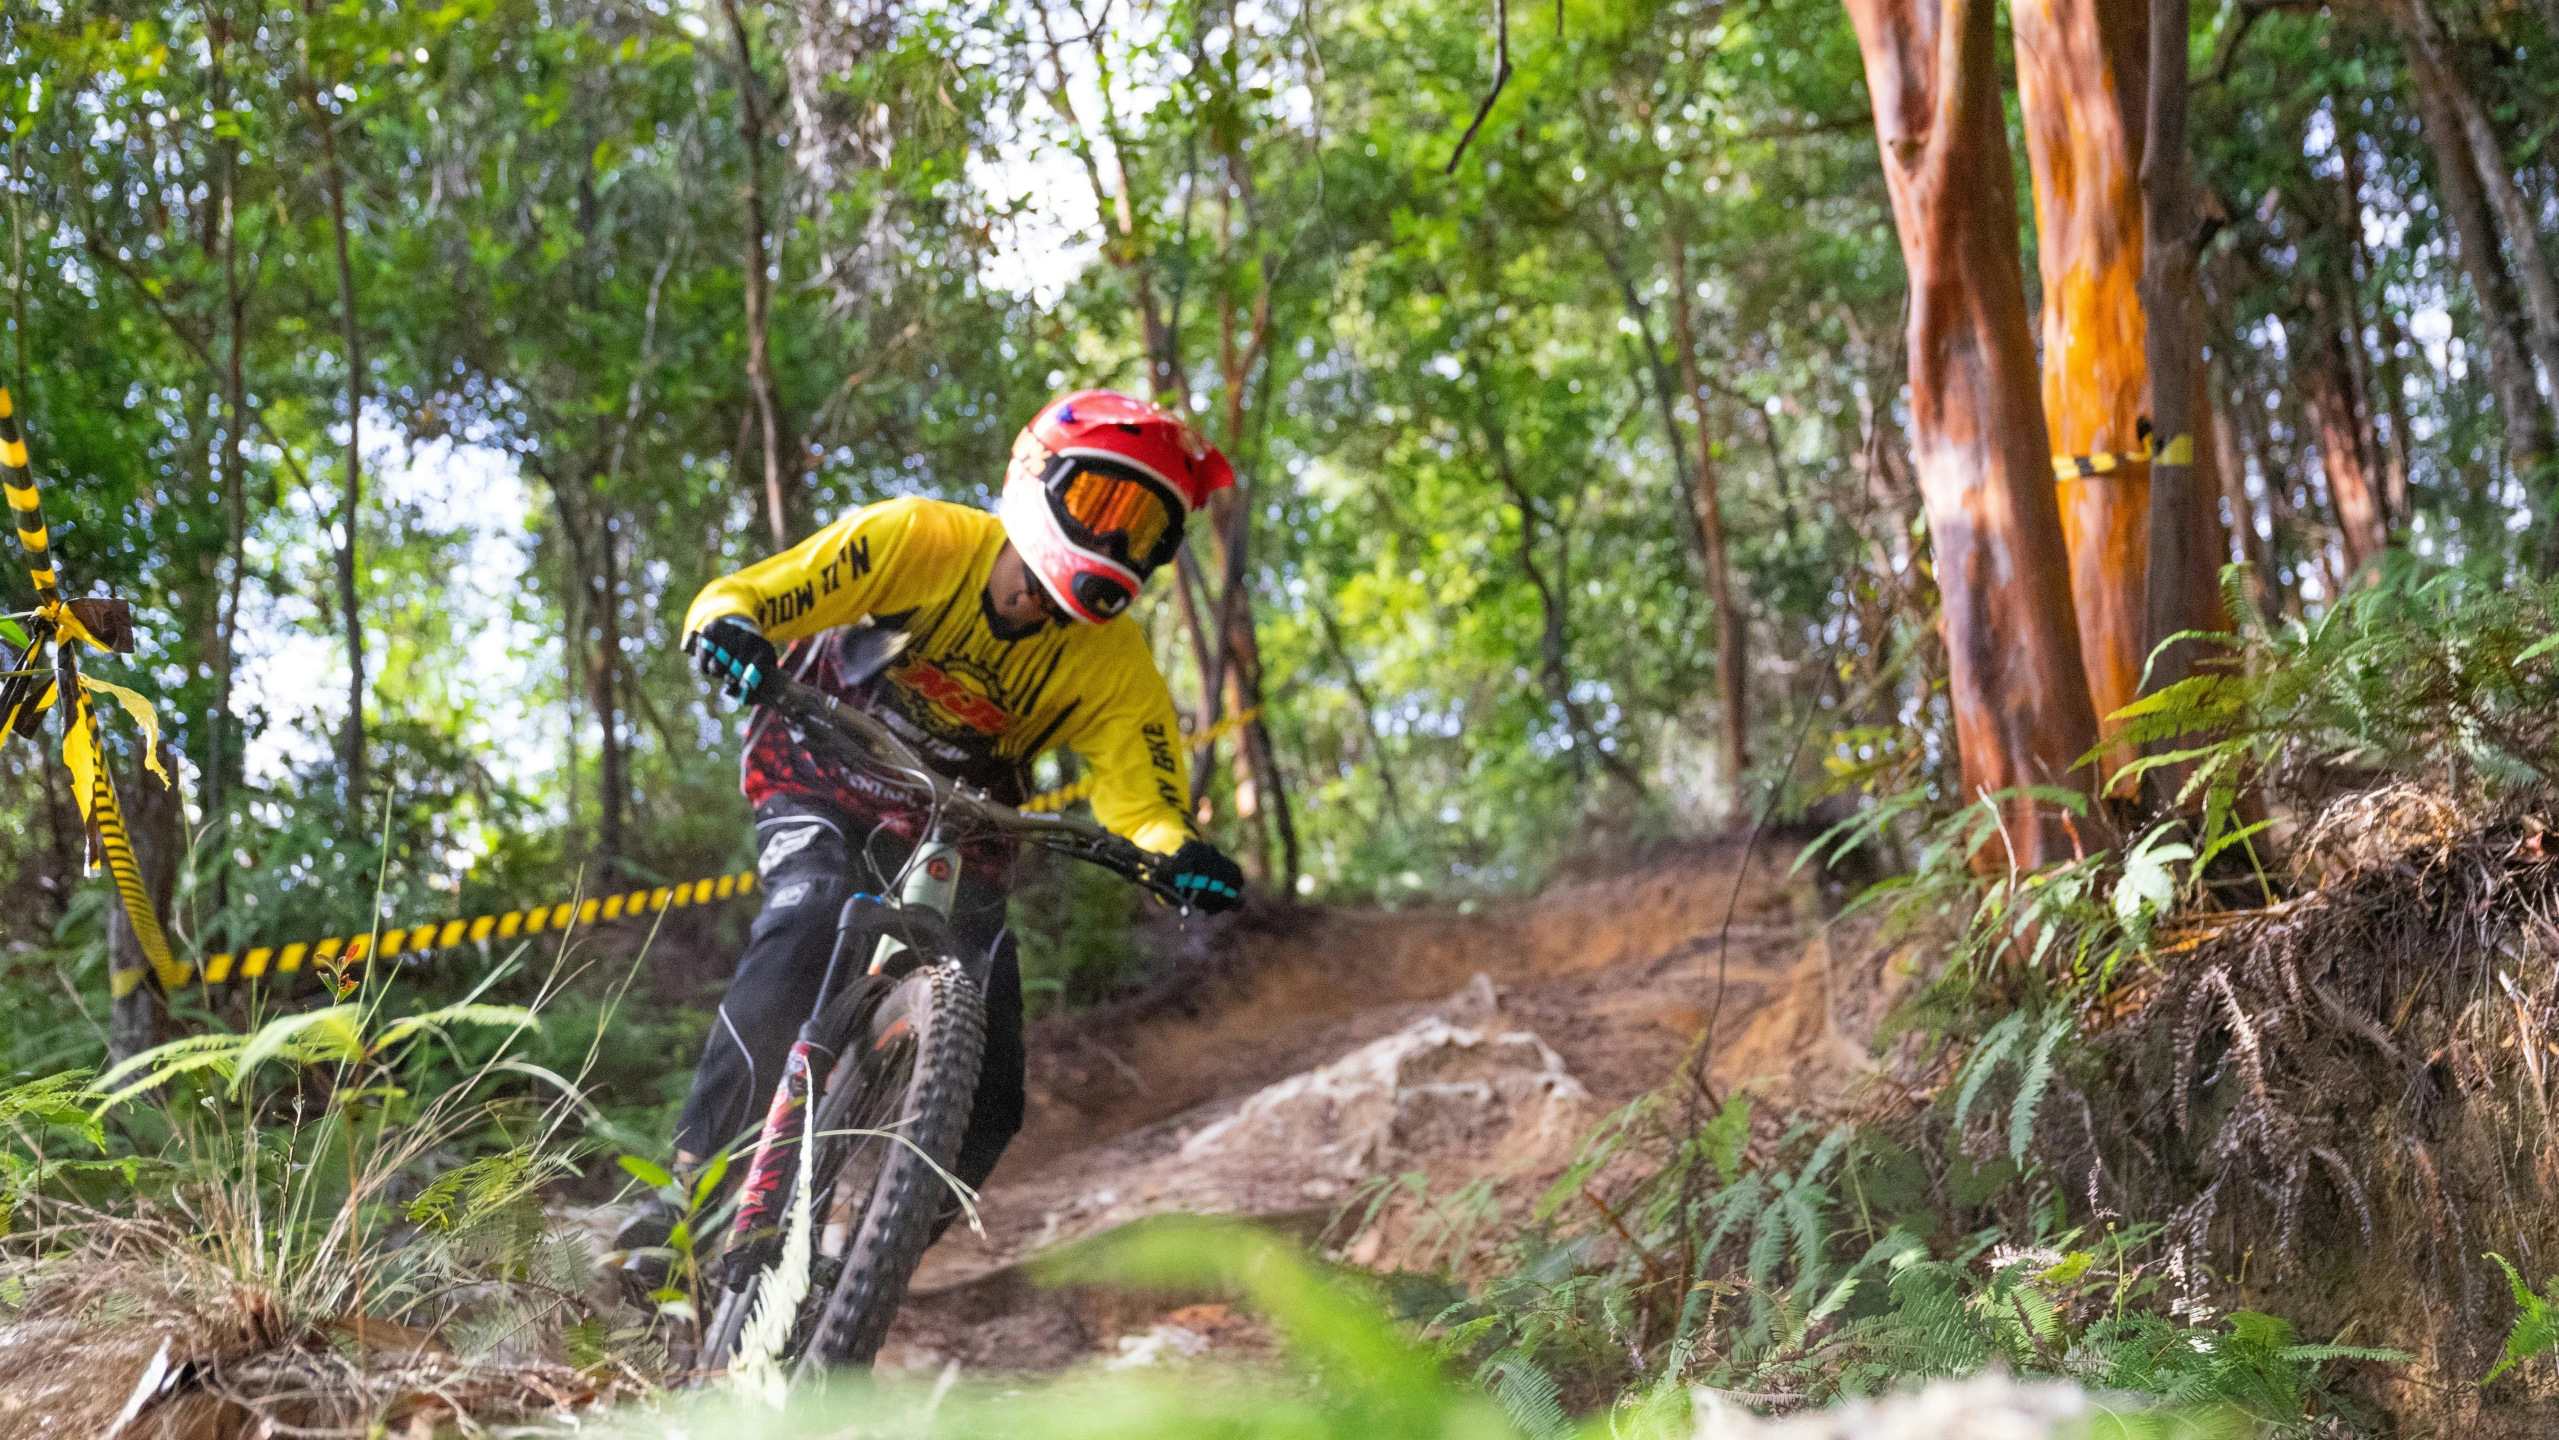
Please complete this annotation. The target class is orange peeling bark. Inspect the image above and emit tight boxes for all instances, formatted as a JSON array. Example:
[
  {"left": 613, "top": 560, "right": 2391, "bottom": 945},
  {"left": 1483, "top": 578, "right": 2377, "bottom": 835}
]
[
  {"left": 1845, "top": 0, "right": 2110, "bottom": 866},
  {"left": 2014, "top": 0, "right": 2152, "bottom": 777}
]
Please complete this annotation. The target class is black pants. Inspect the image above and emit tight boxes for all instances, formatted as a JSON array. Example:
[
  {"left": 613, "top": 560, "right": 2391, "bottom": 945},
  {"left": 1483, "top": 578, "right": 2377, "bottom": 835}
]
[{"left": 674, "top": 797, "right": 1025, "bottom": 1209}]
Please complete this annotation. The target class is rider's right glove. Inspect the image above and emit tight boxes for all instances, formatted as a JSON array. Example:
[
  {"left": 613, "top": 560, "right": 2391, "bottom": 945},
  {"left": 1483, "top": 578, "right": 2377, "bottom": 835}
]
[
  {"left": 1162, "top": 840, "right": 1246, "bottom": 914},
  {"left": 687, "top": 615, "right": 779, "bottom": 704}
]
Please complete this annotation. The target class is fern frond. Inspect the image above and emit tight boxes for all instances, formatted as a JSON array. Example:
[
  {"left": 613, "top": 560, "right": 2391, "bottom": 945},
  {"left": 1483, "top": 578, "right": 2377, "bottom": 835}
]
[
  {"left": 1952, "top": 1011, "right": 2025, "bottom": 1131},
  {"left": 1482, "top": 1348, "right": 1570, "bottom": 1439},
  {"left": 2007, "top": 1013, "right": 2069, "bottom": 1162}
]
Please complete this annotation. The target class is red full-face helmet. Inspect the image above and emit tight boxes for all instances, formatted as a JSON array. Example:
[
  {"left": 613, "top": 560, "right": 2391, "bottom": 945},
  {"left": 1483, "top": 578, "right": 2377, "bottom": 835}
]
[{"left": 999, "top": 390, "right": 1235, "bottom": 624}]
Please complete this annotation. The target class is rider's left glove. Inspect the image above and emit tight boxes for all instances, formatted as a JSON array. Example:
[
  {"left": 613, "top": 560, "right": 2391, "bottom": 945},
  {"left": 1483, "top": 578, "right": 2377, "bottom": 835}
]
[
  {"left": 687, "top": 615, "right": 779, "bottom": 704},
  {"left": 1163, "top": 840, "right": 1246, "bottom": 914}
]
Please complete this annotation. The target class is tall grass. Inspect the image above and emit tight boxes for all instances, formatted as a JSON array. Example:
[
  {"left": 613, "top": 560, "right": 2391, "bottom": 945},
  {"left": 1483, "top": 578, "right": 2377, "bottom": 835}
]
[{"left": 0, "top": 899, "right": 672, "bottom": 1429}]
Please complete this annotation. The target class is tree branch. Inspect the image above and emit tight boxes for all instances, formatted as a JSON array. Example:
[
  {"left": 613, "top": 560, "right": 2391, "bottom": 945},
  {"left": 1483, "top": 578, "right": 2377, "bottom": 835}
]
[{"left": 1445, "top": 0, "right": 1513, "bottom": 175}]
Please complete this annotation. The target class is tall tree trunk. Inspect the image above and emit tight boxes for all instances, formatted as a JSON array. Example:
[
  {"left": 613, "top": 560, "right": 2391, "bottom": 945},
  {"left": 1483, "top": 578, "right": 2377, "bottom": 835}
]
[
  {"left": 2300, "top": 335, "right": 2390, "bottom": 572},
  {"left": 1662, "top": 221, "right": 1751, "bottom": 793},
  {"left": 1843, "top": 0, "right": 2108, "bottom": 864},
  {"left": 590, "top": 507, "right": 628, "bottom": 863},
  {"left": 2334, "top": 132, "right": 2417, "bottom": 524},
  {"left": 210, "top": 10, "right": 247, "bottom": 820},
  {"left": 1483, "top": 418, "right": 1647, "bottom": 793},
  {"left": 721, "top": 0, "right": 790, "bottom": 554},
  {"left": 310, "top": 70, "right": 367, "bottom": 806},
  {"left": 561, "top": 532, "right": 586, "bottom": 852},
  {"left": 1040, "top": 14, "right": 1295, "bottom": 883},
  {"left": 1172, "top": 550, "right": 1225, "bottom": 804},
  {"left": 2234, "top": 374, "right": 2304, "bottom": 618},
  {"left": 1203, "top": 231, "right": 1296, "bottom": 888},
  {"left": 2304, "top": 197, "right": 2392, "bottom": 552},
  {"left": 2392, "top": 0, "right": 2556, "bottom": 494},
  {"left": 2013, "top": 0, "right": 2152, "bottom": 755},
  {"left": 2207, "top": 361, "right": 2280, "bottom": 624},
  {"left": 2396, "top": 0, "right": 2559, "bottom": 405},
  {"left": 542, "top": 466, "right": 623, "bottom": 864},
  {"left": 1313, "top": 601, "right": 1406, "bottom": 823},
  {"left": 2137, "top": 0, "right": 2203, "bottom": 699}
]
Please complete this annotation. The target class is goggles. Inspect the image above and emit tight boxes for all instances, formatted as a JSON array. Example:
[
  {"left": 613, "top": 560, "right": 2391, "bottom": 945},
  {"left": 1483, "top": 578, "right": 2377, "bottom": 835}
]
[{"left": 1046, "top": 457, "right": 1188, "bottom": 574}]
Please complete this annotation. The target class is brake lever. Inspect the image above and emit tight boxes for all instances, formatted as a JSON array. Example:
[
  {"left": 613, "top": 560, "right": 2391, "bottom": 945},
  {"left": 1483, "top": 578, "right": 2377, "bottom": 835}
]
[{"left": 1059, "top": 832, "right": 1187, "bottom": 908}]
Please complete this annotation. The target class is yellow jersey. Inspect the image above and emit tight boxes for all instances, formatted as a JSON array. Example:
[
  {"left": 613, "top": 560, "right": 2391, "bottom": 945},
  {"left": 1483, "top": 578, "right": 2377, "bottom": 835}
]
[{"left": 684, "top": 496, "right": 1196, "bottom": 855}]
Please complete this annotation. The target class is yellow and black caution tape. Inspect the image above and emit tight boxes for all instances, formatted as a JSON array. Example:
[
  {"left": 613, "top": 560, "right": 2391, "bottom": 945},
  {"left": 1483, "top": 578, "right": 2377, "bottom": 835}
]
[
  {"left": 164, "top": 869, "right": 762, "bottom": 995},
  {"left": 4, "top": 385, "right": 176, "bottom": 1000},
  {"left": 1020, "top": 706, "right": 1262, "bottom": 814},
  {"left": 2, "top": 387, "right": 60, "bottom": 608},
  {"left": 2052, "top": 423, "right": 2195, "bottom": 481},
  {"left": 5, "top": 380, "right": 1232, "bottom": 1000},
  {"left": 67, "top": 683, "right": 187, "bottom": 995}
]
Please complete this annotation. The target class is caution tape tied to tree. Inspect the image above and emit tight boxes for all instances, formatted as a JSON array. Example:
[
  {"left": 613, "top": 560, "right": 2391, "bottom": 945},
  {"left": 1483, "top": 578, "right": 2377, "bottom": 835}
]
[
  {"left": 0, "top": 390, "right": 769, "bottom": 999},
  {"left": 2, "top": 385, "right": 188, "bottom": 997},
  {"left": 2051, "top": 417, "right": 2196, "bottom": 481},
  {"left": 178, "top": 870, "right": 761, "bottom": 996},
  {"left": 2, "top": 384, "right": 1249, "bottom": 999}
]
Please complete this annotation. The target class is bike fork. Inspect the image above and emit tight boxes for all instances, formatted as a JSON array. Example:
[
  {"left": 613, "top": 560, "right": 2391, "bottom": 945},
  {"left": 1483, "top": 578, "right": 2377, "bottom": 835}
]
[
  {"left": 723, "top": 888, "right": 874, "bottom": 1275},
  {"left": 724, "top": 834, "right": 963, "bottom": 1280}
]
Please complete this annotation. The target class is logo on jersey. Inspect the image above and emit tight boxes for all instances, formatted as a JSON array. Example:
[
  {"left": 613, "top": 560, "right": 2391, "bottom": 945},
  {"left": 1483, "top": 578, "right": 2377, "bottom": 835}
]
[{"left": 889, "top": 656, "right": 1014, "bottom": 735}]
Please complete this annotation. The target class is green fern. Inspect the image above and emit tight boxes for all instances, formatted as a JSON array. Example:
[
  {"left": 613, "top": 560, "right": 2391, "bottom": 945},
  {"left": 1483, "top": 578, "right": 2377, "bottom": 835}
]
[
  {"left": 1952, "top": 1011, "right": 2026, "bottom": 1131},
  {"left": 407, "top": 1146, "right": 569, "bottom": 1233},
  {"left": 2007, "top": 1012, "right": 2068, "bottom": 1162},
  {"left": 1480, "top": 1347, "right": 1569, "bottom": 1438},
  {"left": 2482, "top": 1252, "right": 2559, "bottom": 1384}
]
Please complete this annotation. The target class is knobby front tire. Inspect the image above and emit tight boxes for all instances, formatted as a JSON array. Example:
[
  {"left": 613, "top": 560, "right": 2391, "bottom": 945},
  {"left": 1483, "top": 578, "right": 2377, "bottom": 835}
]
[
  {"left": 701, "top": 966, "right": 899, "bottom": 1370},
  {"left": 800, "top": 957, "right": 985, "bottom": 1371}
]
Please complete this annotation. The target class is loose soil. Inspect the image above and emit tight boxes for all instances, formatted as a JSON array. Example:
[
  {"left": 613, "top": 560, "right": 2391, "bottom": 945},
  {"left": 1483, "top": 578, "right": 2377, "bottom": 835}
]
[{"left": 879, "top": 833, "right": 1908, "bottom": 1374}]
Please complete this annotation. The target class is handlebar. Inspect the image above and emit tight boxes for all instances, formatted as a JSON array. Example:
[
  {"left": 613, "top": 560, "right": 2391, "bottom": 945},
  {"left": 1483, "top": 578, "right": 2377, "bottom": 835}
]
[{"left": 757, "top": 674, "right": 1188, "bottom": 906}]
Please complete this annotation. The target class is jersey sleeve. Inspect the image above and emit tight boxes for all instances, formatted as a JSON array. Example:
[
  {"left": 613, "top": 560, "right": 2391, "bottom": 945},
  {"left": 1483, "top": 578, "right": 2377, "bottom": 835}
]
[
  {"left": 1063, "top": 625, "right": 1199, "bottom": 856},
  {"left": 682, "top": 496, "right": 967, "bottom": 645}
]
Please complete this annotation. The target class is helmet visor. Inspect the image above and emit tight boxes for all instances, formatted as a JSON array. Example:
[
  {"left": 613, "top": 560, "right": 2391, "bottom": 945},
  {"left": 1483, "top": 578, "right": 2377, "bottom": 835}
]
[{"left": 1051, "top": 462, "right": 1185, "bottom": 572}]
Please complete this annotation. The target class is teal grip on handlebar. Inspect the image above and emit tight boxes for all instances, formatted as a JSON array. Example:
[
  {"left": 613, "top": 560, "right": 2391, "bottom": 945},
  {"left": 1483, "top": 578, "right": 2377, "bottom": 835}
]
[{"left": 707, "top": 643, "right": 762, "bottom": 701}]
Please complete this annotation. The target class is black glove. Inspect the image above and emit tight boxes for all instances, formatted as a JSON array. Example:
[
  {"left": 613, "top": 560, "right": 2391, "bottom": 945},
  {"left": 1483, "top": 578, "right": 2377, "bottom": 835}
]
[
  {"left": 687, "top": 615, "right": 778, "bottom": 703},
  {"left": 1162, "top": 839, "right": 1245, "bottom": 913}
]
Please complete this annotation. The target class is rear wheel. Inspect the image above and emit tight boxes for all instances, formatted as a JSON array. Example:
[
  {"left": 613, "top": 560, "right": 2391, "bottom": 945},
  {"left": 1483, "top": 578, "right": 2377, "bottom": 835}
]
[{"left": 799, "top": 957, "right": 985, "bottom": 1370}]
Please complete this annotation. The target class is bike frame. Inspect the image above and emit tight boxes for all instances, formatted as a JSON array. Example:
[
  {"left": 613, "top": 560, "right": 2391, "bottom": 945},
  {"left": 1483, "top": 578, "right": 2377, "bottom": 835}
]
[
  {"left": 866, "top": 835, "right": 964, "bottom": 978},
  {"left": 720, "top": 829, "right": 965, "bottom": 1275},
  {"left": 715, "top": 677, "right": 1178, "bottom": 1287}
]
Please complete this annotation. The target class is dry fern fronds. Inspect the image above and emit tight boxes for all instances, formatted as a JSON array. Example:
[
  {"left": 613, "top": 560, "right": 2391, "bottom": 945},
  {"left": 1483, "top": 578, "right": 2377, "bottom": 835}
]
[{"left": 2079, "top": 783, "right": 2559, "bottom": 1367}]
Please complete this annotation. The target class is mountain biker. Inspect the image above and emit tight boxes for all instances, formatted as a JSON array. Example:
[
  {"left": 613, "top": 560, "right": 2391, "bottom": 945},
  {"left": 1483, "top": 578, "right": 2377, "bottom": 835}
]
[{"left": 614, "top": 389, "right": 1249, "bottom": 1277}]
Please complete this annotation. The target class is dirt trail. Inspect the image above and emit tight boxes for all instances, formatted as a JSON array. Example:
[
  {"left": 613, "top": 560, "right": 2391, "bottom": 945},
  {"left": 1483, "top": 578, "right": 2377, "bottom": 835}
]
[{"left": 883, "top": 835, "right": 1907, "bottom": 1372}]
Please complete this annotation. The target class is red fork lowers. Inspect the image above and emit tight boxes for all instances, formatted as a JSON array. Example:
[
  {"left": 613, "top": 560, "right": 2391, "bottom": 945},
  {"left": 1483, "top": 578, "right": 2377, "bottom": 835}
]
[{"left": 724, "top": 1038, "right": 822, "bottom": 1279}]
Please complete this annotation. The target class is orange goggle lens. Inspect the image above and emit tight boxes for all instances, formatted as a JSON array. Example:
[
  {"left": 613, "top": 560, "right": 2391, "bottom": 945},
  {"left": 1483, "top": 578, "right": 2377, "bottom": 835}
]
[{"left": 1055, "top": 466, "right": 1180, "bottom": 567}]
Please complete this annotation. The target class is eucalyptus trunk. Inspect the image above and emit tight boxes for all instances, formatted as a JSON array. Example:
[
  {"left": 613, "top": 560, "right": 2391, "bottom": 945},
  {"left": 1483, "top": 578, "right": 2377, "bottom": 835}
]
[
  {"left": 2012, "top": 0, "right": 2152, "bottom": 759},
  {"left": 1844, "top": 0, "right": 2109, "bottom": 864},
  {"left": 2138, "top": 0, "right": 2203, "bottom": 696}
]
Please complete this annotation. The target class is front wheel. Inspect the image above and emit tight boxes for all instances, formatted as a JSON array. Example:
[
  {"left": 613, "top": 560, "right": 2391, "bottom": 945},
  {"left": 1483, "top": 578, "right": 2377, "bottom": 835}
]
[{"left": 798, "top": 957, "right": 985, "bottom": 1371}]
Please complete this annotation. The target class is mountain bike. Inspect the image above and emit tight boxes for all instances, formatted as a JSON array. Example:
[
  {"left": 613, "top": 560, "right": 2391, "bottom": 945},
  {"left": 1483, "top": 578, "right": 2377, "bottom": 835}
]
[{"left": 693, "top": 673, "right": 1189, "bottom": 1375}]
